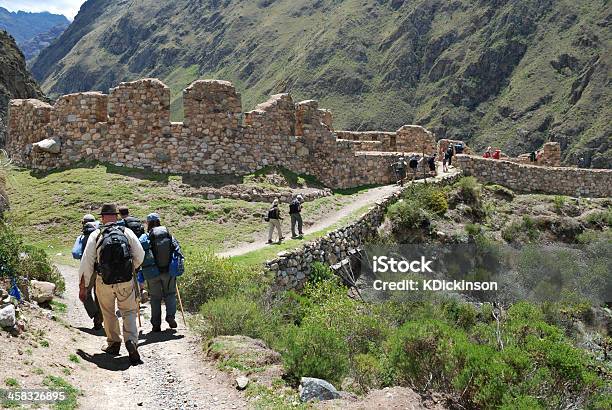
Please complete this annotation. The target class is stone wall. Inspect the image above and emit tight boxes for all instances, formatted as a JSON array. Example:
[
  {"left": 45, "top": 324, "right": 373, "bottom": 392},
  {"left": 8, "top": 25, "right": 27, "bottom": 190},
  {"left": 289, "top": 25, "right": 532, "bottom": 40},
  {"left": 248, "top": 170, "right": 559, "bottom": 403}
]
[
  {"left": 266, "top": 172, "right": 462, "bottom": 290},
  {"left": 7, "top": 78, "right": 438, "bottom": 189},
  {"left": 456, "top": 155, "right": 612, "bottom": 197}
]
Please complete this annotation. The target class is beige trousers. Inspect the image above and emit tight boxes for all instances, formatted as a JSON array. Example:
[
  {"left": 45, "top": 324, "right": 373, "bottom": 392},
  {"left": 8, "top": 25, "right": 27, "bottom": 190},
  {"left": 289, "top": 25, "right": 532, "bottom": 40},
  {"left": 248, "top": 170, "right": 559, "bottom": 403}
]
[
  {"left": 95, "top": 275, "right": 138, "bottom": 344},
  {"left": 268, "top": 219, "right": 282, "bottom": 241}
]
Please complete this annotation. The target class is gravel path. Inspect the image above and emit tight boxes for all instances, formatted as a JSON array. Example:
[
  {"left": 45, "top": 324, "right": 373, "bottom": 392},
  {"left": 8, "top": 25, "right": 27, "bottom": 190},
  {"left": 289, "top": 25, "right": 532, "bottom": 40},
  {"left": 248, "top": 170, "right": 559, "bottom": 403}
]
[
  {"left": 58, "top": 264, "right": 250, "bottom": 409},
  {"left": 219, "top": 183, "right": 402, "bottom": 258}
]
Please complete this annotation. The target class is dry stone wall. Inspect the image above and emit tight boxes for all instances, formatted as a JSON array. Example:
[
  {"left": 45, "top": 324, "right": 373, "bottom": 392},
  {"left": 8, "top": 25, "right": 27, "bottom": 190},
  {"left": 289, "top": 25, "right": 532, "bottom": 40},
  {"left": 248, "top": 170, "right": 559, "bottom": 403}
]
[
  {"left": 267, "top": 172, "right": 462, "bottom": 290},
  {"left": 7, "top": 78, "right": 437, "bottom": 189},
  {"left": 456, "top": 155, "right": 612, "bottom": 198}
]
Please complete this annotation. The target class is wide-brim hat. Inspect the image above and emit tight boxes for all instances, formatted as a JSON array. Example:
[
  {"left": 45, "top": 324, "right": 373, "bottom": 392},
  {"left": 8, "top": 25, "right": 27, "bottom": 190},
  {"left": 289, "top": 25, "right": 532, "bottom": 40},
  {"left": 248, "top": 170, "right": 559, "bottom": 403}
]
[{"left": 99, "top": 203, "right": 119, "bottom": 215}]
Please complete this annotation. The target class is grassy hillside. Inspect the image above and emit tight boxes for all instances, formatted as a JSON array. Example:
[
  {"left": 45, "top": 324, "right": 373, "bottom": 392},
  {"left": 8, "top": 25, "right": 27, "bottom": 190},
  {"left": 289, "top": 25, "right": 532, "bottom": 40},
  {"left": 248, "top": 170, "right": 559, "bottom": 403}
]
[
  {"left": 31, "top": 0, "right": 611, "bottom": 167},
  {"left": 3, "top": 164, "right": 375, "bottom": 265}
]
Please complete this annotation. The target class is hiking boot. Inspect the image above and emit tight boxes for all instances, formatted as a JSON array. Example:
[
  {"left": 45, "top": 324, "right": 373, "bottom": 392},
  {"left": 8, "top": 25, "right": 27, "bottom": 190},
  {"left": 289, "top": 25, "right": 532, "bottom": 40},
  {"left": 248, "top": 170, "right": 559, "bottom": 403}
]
[
  {"left": 267, "top": 240, "right": 273, "bottom": 244},
  {"left": 101, "top": 342, "right": 121, "bottom": 355},
  {"left": 125, "top": 340, "right": 141, "bottom": 365},
  {"left": 151, "top": 325, "right": 162, "bottom": 333},
  {"left": 166, "top": 318, "right": 177, "bottom": 329}
]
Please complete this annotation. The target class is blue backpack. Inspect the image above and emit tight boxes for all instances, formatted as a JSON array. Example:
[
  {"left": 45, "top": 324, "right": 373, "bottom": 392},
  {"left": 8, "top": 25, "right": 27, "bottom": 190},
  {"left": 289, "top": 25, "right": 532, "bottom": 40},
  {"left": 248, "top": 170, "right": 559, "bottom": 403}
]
[{"left": 169, "top": 238, "right": 185, "bottom": 277}]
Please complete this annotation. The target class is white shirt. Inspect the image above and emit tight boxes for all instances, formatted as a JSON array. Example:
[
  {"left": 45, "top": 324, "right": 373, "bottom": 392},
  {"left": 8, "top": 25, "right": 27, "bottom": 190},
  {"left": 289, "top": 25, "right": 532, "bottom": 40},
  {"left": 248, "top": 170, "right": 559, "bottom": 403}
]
[{"left": 78, "top": 224, "right": 145, "bottom": 286}]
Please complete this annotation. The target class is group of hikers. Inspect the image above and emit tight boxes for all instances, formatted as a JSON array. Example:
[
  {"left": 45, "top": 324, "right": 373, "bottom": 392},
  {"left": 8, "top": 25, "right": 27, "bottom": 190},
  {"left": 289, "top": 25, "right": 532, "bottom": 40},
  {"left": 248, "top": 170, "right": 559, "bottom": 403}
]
[
  {"left": 390, "top": 143, "right": 464, "bottom": 186},
  {"left": 72, "top": 204, "right": 184, "bottom": 365},
  {"left": 265, "top": 194, "right": 304, "bottom": 244}
]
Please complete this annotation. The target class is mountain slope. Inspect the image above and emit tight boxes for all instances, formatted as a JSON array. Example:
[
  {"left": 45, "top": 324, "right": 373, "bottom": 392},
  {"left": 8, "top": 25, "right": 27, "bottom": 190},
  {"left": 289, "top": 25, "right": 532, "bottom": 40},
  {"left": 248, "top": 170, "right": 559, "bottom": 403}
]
[
  {"left": 18, "top": 23, "right": 70, "bottom": 62},
  {"left": 0, "top": 7, "right": 69, "bottom": 53},
  {"left": 31, "top": 0, "right": 611, "bottom": 167},
  {"left": 0, "top": 30, "right": 45, "bottom": 147}
]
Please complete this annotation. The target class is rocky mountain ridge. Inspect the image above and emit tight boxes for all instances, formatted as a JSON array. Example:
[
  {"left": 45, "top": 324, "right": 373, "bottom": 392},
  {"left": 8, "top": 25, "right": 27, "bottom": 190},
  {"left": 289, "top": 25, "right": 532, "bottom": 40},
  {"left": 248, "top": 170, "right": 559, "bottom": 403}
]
[
  {"left": 0, "top": 30, "right": 45, "bottom": 147},
  {"left": 0, "top": 7, "right": 69, "bottom": 61}
]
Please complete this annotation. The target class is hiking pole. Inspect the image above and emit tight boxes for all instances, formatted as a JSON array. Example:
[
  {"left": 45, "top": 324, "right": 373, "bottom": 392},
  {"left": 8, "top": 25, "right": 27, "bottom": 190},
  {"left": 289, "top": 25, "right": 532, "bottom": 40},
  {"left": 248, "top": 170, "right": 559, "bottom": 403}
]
[
  {"left": 175, "top": 282, "right": 188, "bottom": 330},
  {"left": 133, "top": 273, "right": 142, "bottom": 328}
]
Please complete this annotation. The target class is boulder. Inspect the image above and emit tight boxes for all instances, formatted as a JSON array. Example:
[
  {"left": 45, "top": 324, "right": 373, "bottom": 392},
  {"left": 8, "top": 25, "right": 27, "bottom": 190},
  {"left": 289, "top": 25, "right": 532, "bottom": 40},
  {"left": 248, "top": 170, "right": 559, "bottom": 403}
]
[
  {"left": 30, "top": 280, "right": 55, "bottom": 303},
  {"left": 300, "top": 377, "right": 341, "bottom": 402},
  {"left": 32, "top": 138, "right": 61, "bottom": 154},
  {"left": 0, "top": 304, "right": 16, "bottom": 328}
]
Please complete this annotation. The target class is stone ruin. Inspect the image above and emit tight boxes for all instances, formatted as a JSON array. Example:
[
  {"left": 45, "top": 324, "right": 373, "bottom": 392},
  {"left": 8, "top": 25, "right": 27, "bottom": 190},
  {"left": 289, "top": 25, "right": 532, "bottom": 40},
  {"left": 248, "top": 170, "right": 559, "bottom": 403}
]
[{"left": 6, "top": 78, "right": 437, "bottom": 189}]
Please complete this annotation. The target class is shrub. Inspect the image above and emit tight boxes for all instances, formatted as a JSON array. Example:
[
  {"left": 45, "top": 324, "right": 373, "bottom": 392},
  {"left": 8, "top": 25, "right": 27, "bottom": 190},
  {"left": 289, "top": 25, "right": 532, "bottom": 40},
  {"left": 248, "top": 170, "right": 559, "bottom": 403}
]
[
  {"left": 308, "top": 262, "right": 333, "bottom": 285},
  {"left": 585, "top": 209, "right": 612, "bottom": 228},
  {"left": 485, "top": 184, "right": 515, "bottom": 201},
  {"left": 552, "top": 195, "right": 566, "bottom": 214},
  {"left": 180, "top": 250, "right": 260, "bottom": 311},
  {"left": 279, "top": 321, "right": 350, "bottom": 386},
  {"left": 0, "top": 223, "right": 64, "bottom": 293},
  {"left": 456, "top": 177, "right": 481, "bottom": 203},
  {"left": 198, "top": 293, "right": 273, "bottom": 340},
  {"left": 387, "top": 200, "right": 431, "bottom": 231},
  {"left": 465, "top": 223, "right": 482, "bottom": 236},
  {"left": 353, "top": 353, "right": 383, "bottom": 392}
]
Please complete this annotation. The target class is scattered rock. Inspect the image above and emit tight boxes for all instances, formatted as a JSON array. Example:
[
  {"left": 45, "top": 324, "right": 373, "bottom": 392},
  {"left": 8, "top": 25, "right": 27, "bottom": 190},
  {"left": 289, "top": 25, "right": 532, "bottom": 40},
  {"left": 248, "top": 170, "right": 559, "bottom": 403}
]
[
  {"left": 299, "top": 377, "right": 341, "bottom": 402},
  {"left": 235, "top": 376, "right": 249, "bottom": 390},
  {"left": 32, "top": 138, "right": 61, "bottom": 154},
  {"left": 30, "top": 280, "right": 56, "bottom": 303},
  {"left": 0, "top": 304, "right": 16, "bottom": 328}
]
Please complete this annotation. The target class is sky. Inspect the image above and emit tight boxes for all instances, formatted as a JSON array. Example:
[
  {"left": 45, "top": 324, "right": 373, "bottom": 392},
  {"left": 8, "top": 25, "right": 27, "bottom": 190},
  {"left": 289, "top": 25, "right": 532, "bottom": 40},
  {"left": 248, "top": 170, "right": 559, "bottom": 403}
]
[{"left": 0, "top": 0, "right": 85, "bottom": 20}]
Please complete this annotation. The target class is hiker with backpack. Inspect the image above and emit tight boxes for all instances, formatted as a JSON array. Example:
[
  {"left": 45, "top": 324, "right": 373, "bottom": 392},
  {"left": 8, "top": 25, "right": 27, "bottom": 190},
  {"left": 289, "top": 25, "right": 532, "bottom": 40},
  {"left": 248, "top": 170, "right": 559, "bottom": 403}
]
[
  {"left": 391, "top": 156, "right": 407, "bottom": 186},
  {"left": 78, "top": 203, "right": 145, "bottom": 365},
  {"left": 408, "top": 154, "right": 419, "bottom": 181},
  {"left": 117, "top": 206, "right": 148, "bottom": 301},
  {"left": 139, "top": 213, "right": 184, "bottom": 332},
  {"left": 266, "top": 199, "right": 283, "bottom": 244},
  {"left": 71, "top": 214, "right": 103, "bottom": 331},
  {"left": 427, "top": 153, "right": 437, "bottom": 175},
  {"left": 445, "top": 145, "right": 455, "bottom": 167},
  {"left": 289, "top": 195, "right": 304, "bottom": 239}
]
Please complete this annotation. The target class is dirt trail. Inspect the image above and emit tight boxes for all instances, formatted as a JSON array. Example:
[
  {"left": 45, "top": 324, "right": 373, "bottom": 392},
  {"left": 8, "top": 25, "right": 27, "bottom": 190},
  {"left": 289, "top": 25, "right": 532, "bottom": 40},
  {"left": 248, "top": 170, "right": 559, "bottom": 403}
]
[
  {"left": 220, "top": 168, "right": 460, "bottom": 258},
  {"left": 57, "top": 264, "right": 249, "bottom": 410},
  {"left": 219, "top": 183, "right": 402, "bottom": 258}
]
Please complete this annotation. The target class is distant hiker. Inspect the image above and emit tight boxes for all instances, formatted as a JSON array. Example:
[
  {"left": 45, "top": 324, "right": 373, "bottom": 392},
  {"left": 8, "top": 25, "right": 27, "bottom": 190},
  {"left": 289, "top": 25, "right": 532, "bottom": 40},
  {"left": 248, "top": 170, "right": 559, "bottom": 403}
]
[
  {"left": 139, "top": 213, "right": 183, "bottom": 333},
  {"left": 78, "top": 203, "right": 145, "bottom": 365},
  {"left": 537, "top": 151, "right": 543, "bottom": 162},
  {"left": 427, "top": 154, "right": 436, "bottom": 175},
  {"left": 117, "top": 206, "right": 147, "bottom": 300},
  {"left": 445, "top": 145, "right": 455, "bottom": 167},
  {"left": 492, "top": 149, "right": 501, "bottom": 159},
  {"left": 578, "top": 157, "right": 585, "bottom": 168},
  {"left": 408, "top": 154, "right": 419, "bottom": 180},
  {"left": 391, "top": 156, "right": 407, "bottom": 186},
  {"left": 266, "top": 199, "right": 283, "bottom": 244},
  {"left": 483, "top": 147, "right": 492, "bottom": 158},
  {"left": 71, "top": 214, "right": 102, "bottom": 330},
  {"left": 289, "top": 195, "right": 304, "bottom": 239},
  {"left": 529, "top": 151, "right": 537, "bottom": 162}
]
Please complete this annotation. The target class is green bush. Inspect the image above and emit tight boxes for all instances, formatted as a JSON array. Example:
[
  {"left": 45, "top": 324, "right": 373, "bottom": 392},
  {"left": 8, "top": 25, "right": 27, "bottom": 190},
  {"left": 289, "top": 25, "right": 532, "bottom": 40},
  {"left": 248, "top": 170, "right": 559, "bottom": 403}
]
[
  {"left": 180, "top": 250, "right": 260, "bottom": 311},
  {"left": 552, "top": 195, "right": 566, "bottom": 214},
  {"left": 585, "top": 209, "right": 612, "bottom": 228},
  {"left": 456, "top": 177, "right": 481, "bottom": 203},
  {"left": 465, "top": 223, "right": 482, "bottom": 236},
  {"left": 198, "top": 293, "right": 273, "bottom": 340},
  {"left": 308, "top": 262, "right": 333, "bottom": 285},
  {"left": 0, "top": 223, "right": 64, "bottom": 293},
  {"left": 279, "top": 321, "right": 349, "bottom": 386},
  {"left": 387, "top": 200, "right": 430, "bottom": 231}
]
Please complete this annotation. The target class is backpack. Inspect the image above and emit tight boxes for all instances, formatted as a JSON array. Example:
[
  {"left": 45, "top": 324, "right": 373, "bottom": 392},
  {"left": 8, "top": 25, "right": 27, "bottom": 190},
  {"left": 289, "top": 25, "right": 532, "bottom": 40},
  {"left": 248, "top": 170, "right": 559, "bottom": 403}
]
[
  {"left": 96, "top": 225, "right": 134, "bottom": 285},
  {"left": 409, "top": 157, "right": 418, "bottom": 169},
  {"left": 72, "top": 222, "right": 98, "bottom": 260},
  {"left": 150, "top": 226, "right": 173, "bottom": 273},
  {"left": 139, "top": 234, "right": 160, "bottom": 280},
  {"left": 123, "top": 216, "right": 145, "bottom": 238},
  {"left": 267, "top": 208, "right": 279, "bottom": 220},
  {"left": 169, "top": 238, "right": 185, "bottom": 277},
  {"left": 289, "top": 200, "right": 301, "bottom": 214}
]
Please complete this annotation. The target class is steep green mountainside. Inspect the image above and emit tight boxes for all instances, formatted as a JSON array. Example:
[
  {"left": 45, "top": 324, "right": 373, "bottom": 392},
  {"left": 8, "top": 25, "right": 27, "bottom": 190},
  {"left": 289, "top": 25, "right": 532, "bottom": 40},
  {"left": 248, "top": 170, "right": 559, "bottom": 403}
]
[
  {"left": 0, "top": 30, "right": 45, "bottom": 147},
  {"left": 0, "top": 7, "right": 69, "bottom": 63},
  {"left": 31, "top": 0, "right": 611, "bottom": 167}
]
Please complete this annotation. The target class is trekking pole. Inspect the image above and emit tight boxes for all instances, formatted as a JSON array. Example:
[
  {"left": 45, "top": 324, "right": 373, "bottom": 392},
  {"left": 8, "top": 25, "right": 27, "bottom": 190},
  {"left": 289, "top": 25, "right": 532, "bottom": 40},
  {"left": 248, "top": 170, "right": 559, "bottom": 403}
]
[
  {"left": 133, "top": 273, "right": 142, "bottom": 328},
  {"left": 175, "top": 282, "right": 188, "bottom": 330}
]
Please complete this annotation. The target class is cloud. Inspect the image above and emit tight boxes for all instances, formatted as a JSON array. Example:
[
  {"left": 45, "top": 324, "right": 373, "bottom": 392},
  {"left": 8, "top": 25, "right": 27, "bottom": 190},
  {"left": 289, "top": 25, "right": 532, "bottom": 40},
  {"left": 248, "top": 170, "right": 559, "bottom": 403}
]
[{"left": 0, "top": 0, "right": 85, "bottom": 19}]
